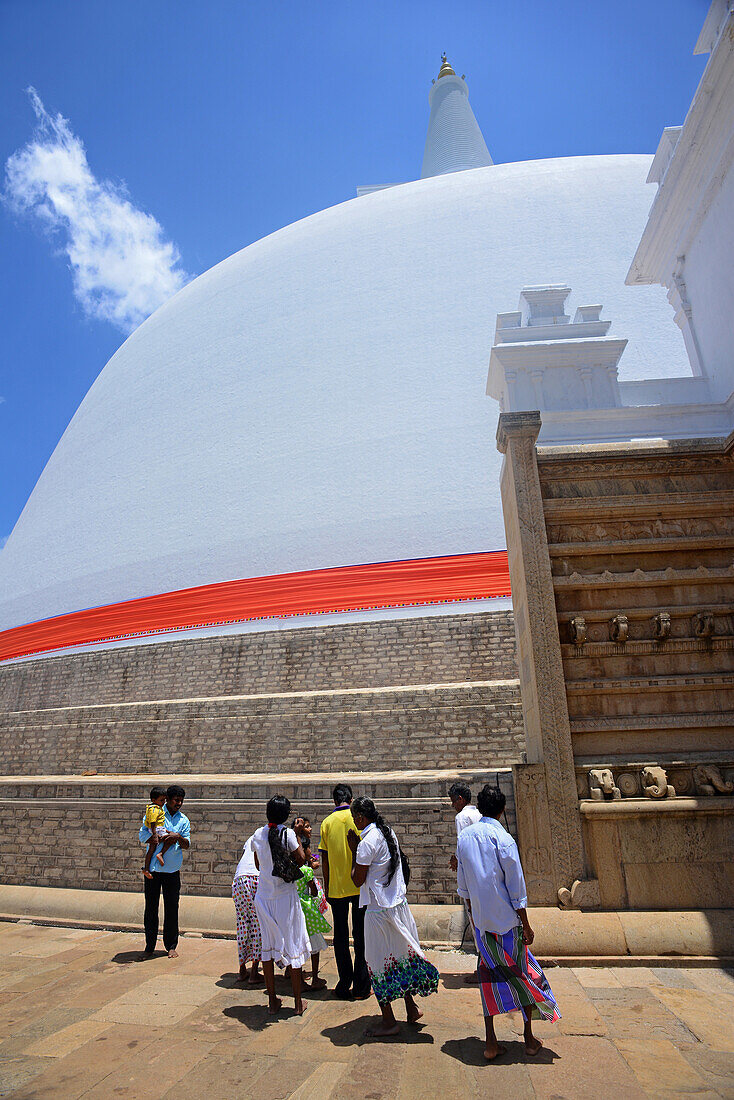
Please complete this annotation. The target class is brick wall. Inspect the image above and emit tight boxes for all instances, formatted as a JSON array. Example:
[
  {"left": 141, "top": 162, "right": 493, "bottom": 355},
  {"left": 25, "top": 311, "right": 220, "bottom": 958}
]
[
  {"left": 0, "top": 611, "right": 518, "bottom": 710},
  {"left": 0, "top": 774, "right": 516, "bottom": 905},
  {"left": 0, "top": 611, "right": 523, "bottom": 777},
  {"left": 0, "top": 682, "right": 523, "bottom": 775}
]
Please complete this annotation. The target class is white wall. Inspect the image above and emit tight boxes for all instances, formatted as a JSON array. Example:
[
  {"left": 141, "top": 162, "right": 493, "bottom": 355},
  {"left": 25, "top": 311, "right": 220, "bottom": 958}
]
[{"left": 683, "top": 167, "right": 734, "bottom": 403}]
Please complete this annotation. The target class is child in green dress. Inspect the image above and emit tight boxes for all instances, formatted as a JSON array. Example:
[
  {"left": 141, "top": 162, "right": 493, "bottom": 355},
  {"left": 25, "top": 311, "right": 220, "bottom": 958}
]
[{"left": 294, "top": 817, "right": 331, "bottom": 990}]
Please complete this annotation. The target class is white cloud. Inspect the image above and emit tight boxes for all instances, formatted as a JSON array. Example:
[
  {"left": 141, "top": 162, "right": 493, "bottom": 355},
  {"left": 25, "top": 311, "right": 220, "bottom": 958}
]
[{"left": 4, "top": 89, "right": 191, "bottom": 333}]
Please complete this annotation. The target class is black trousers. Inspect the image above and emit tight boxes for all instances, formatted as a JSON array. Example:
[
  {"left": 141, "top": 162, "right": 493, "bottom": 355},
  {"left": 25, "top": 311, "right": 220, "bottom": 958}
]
[
  {"left": 329, "top": 895, "right": 370, "bottom": 996},
  {"left": 144, "top": 870, "right": 181, "bottom": 952}
]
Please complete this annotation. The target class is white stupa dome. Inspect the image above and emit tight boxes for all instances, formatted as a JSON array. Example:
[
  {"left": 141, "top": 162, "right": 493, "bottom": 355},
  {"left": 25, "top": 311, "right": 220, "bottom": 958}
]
[{"left": 0, "top": 148, "right": 689, "bottom": 655}]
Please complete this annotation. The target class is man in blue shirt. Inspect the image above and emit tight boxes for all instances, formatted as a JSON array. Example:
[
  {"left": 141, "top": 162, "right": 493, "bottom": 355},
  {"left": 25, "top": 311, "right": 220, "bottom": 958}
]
[
  {"left": 139, "top": 784, "right": 191, "bottom": 958},
  {"left": 456, "top": 784, "right": 559, "bottom": 1061}
]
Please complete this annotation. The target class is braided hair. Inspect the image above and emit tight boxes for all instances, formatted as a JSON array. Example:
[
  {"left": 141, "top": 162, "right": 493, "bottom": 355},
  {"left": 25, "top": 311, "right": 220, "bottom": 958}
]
[
  {"left": 351, "top": 797, "right": 400, "bottom": 886},
  {"left": 266, "top": 795, "right": 302, "bottom": 882}
]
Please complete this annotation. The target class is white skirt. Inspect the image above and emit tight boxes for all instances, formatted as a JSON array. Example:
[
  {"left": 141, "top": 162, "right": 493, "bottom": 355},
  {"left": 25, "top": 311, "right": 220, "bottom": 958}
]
[
  {"left": 364, "top": 900, "right": 440, "bottom": 1004},
  {"left": 254, "top": 887, "right": 311, "bottom": 970}
]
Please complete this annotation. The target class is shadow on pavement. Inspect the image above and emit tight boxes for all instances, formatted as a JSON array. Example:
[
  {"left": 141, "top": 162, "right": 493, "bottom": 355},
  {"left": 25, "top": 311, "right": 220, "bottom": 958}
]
[
  {"left": 110, "top": 950, "right": 164, "bottom": 964},
  {"left": 322, "top": 1016, "right": 435, "bottom": 1047},
  {"left": 222, "top": 1004, "right": 276, "bottom": 1030},
  {"left": 442, "top": 1036, "right": 559, "bottom": 1066},
  {"left": 440, "top": 972, "right": 479, "bottom": 990}
]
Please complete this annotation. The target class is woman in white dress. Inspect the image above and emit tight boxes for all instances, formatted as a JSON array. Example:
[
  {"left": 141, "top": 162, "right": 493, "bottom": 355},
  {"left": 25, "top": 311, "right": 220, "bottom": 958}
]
[
  {"left": 251, "top": 795, "right": 310, "bottom": 1016},
  {"left": 348, "top": 797, "right": 439, "bottom": 1038}
]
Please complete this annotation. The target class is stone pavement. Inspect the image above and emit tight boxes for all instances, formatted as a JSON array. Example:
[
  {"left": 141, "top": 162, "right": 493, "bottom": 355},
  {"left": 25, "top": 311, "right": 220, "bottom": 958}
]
[{"left": 0, "top": 923, "right": 732, "bottom": 1099}]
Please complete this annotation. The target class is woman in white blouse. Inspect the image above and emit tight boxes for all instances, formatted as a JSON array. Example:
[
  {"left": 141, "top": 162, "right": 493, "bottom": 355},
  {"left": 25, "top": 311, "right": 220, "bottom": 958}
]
[
  {"left": 348, "top": 797, "right": 439, "bottom": 1038},
  {"left": 251, "top": 795, "right": 310, "bottom": 1016}
]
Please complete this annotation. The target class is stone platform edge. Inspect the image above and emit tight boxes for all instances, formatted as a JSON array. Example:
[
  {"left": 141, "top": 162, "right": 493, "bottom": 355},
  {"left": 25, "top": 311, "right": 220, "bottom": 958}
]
[{"left": 1, "top": 884, "right": 732, "bottom": 964}]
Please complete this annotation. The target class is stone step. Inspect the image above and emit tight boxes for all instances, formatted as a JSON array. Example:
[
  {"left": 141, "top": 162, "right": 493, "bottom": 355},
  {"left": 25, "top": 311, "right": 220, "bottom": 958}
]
[
  {"left": 0, "top": 681, "right": 524, "bottom": 775},
  {"left": 0, "top": 610, "right": 518, "bottom": 710},
  {"left": 3, "top": 677, "right": 520, "bottom": 716}
]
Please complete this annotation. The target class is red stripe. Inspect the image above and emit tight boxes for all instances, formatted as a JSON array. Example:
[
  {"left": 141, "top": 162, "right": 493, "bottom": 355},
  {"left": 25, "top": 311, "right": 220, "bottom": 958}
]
[{"left": 0, "top": 550, "right": 510, "bottom": 663}]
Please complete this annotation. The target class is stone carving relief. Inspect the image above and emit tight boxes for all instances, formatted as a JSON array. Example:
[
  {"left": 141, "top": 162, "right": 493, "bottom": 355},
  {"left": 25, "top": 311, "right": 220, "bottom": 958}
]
[
  {"left": 693, "top": 611, "right": 715, "bottom": 638},
  {"left": 652, "top": 611, "right": 671, "bottom": 641},
  {"left": 579, "top": 761, "right": 733, "bottom": 802},
  {"left": 693, "top": 764, "right": 734, "bottom": 796},
  {"left": 569, "top": 616, "right": 587, "bottom": 647},
  {"left": 557, "top": 878, "right": 601, "bottom": 909},
  {"left": 617, "top": 771, "right": 640, "bottom": 797},
  {"left": 546, "top": 515, "right": 734, "bottom": 544},
  {"left": 642, "top": 766, "right": 675, "bottom": 799},
  {"left": 609, "top": 614, "right": 629, "bottom": 643},
  {"left": 588, "top": 768, "right": 621, "bottom": 801}
]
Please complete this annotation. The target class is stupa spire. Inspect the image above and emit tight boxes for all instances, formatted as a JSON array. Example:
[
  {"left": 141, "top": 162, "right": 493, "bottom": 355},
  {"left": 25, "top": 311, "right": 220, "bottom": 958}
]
[{"left": 421, "top": 56, "right": 492, "bottom": 179}]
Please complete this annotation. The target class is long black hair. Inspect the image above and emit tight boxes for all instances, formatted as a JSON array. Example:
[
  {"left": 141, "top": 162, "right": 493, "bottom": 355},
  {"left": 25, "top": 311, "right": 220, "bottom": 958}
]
[
  {"left": 266, "top": 795, "right": 302, "bottom": 882},
  {"left": 351, "top": 797, "right": 401, "bottom": 886}
]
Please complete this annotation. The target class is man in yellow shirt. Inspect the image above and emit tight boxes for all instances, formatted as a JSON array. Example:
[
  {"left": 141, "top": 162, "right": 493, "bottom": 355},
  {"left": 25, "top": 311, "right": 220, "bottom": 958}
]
[{"left": 319, "top": 783, "right": 370, "bottom": 999}]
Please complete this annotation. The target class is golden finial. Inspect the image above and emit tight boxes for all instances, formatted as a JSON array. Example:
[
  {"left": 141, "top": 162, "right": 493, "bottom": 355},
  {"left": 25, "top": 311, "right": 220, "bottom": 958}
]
[{"left": 437, "top": 53, "right": 456, "bottom": 80}]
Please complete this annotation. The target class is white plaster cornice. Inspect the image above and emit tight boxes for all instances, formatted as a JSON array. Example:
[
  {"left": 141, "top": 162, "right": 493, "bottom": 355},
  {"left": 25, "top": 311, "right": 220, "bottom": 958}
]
[{"left": 626, "top": 9, "right": 734, "bottom": 286}]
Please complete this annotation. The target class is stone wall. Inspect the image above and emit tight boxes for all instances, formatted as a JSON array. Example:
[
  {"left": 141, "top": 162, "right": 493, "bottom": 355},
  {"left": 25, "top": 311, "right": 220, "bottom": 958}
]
[
  {"left": 0, "top": 683, "right": 523, "bottom": 776},
  {"left": 0, "top": 612, "right": 523, "bottom": 777},
  {"left": 0, "top": 612, "right": 518, "bottom": 710},
  {"left": 499, "top": 413, "right": 734, "bottom": 911},
  {"left": 0, "top": 773, "right": 516, "bottom": 906}
]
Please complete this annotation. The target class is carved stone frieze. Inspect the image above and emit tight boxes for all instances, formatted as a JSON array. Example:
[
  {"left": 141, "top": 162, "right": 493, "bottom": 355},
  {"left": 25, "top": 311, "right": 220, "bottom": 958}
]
[
  {"left": 554, "top": 563, "right": 734, "bottom": 588},
  {"left": 538, "top": 456, "right": 731, "bottom": 481},
  {"left": 617, "top": 771, "right": 640, "bottom": 797},
  {"left": 652, "top": 612, "right": 671, "bottom": 641},
  {"left": 546, "top": 515, "right": 734, "bottom": 545},
  {"left": 588, "top": 768, "right": 621, "bottom": 801},
  {"left": 569, "top": 616, "right": 587, "bottom": 646},
  {"left": 693, "top": 764, "right": 734, "bottom": 796},
  {"left": 563, "top": 636, "right": 734, "bottom": 659},
  {"left": 577, "top": 760, "right": 734, "bottom": 802},
  {"left": 642, "top": 765, "right": 675, "bottom": 799},
  {"left": 693, "top": 611, "right": 715, "bottom": 638},
  {"left": 609, "top": 615, "right": 629, "bottom": 643}
]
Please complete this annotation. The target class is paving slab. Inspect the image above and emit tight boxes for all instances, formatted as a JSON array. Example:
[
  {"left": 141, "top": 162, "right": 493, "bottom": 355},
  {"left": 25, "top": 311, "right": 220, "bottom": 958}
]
[
  {"left": 525, "top": 1035, "right": 649, "bottom": 1099},
  {"left": 615, "top": 1037, "right": 716, "bottom": 1096},
  {"left": 650, "top": 986, "right": 734, "bottom": 1051},
  {"left": 0, "top": 925, "right": 733, "bottom": 1099}
]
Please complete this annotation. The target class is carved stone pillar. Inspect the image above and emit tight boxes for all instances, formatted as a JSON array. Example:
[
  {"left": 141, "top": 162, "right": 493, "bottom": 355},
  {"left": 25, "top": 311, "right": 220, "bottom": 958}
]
[{"left": 497, "top": 411, "right": 593, "bottom": 906}]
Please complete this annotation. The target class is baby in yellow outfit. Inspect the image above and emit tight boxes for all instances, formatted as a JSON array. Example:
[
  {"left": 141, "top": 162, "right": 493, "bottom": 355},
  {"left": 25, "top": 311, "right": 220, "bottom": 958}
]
[{"left": 143, "top": 786, "right": 172, "bottom": 879}]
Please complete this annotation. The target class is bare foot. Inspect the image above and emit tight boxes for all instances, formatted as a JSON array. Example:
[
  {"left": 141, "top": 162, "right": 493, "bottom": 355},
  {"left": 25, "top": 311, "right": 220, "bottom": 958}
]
[
  {"left": 525, "top": 1036, "right": 543, "bottom": 1056},
  {"left": 406, "top": 1005, "right": 423, "bottom": 1025},
  {"left": 365, "top": 1023, "right": 401, "bottom": 1038},
  {"left": 307, "top": 977, "right": 327, "bottom": 990},
  {"left": 268, "top": 996, "right": 282, "bottom": 1015},
  {"left": 167, "top": 948, "right": 179, "bottom": 959},
  {"left": 143, "top": 870, "right": 153, "bottom": 880},
  {"left": 484, "top": 1043, "right": 507, "bottom": 1061},
  {"left": 247, "top": 973, "right": 265, "bottom": 985},
  {"left": 294, "top": 1000, "right": 307, "bottom": 1016}
]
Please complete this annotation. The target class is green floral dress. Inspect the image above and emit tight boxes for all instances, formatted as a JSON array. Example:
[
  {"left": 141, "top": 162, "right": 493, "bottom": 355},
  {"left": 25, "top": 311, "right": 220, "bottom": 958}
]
[{"left": 296, "top": 865, "right": 331, "bottom": 936}]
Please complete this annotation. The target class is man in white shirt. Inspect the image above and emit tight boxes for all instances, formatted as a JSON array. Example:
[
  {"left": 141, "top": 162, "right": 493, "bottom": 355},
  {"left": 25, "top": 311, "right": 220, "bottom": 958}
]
[
  {"left": 448, "top": 781, "right": 482, "bottom": 976},
  {"left": 456, "top": 784, "right": 559, "bottom": 1062}
]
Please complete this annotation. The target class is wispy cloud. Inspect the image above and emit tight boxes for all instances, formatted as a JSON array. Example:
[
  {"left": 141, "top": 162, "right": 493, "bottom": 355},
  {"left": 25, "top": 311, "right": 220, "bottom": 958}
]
[{"left": 4, "top": 89, "right": 190, "bottom": 334}]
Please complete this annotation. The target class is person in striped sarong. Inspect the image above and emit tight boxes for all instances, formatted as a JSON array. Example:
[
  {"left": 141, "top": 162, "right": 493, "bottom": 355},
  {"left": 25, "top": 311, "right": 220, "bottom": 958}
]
[{"left": 456, "top": 783, "right": 560, "bottom": 1061}]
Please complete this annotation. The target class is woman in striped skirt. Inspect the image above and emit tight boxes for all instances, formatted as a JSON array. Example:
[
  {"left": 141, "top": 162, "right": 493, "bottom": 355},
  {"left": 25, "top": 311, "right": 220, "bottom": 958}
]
[{"left": 456, "top": 783, "right": 560, "bottom": 1061}]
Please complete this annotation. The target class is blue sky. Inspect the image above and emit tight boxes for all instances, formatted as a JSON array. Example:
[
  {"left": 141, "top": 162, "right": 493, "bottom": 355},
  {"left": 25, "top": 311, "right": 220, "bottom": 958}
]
[{"left": 0, "top": 0, "right": 709, "bottom": 544}]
